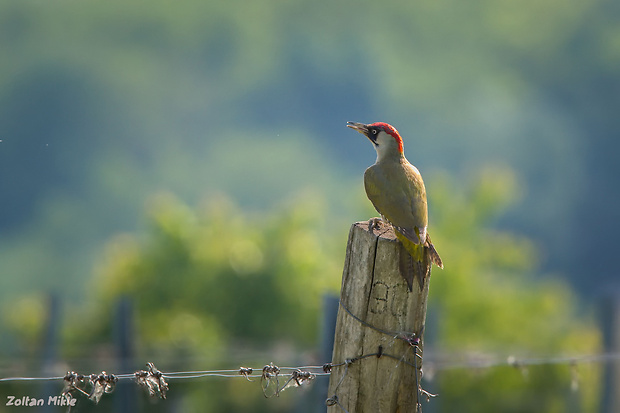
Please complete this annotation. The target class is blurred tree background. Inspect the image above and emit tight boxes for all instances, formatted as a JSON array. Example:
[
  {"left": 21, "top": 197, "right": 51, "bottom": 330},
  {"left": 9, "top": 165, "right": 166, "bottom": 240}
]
[{"left": 0, "top": 0, "right": 617, "bottom": 411}]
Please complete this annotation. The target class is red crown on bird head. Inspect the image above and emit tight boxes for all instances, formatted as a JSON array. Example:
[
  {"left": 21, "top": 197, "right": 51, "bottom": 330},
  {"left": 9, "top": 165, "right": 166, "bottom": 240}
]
[{"left": 369, "top": 122, "right": 403, "bottom": 153}]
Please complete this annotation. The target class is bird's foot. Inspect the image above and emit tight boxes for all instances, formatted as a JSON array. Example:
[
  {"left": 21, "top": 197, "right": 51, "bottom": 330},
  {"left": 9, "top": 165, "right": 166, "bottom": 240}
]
[{"left": 368, "top": 217, "right": 383, "bottom": 231}]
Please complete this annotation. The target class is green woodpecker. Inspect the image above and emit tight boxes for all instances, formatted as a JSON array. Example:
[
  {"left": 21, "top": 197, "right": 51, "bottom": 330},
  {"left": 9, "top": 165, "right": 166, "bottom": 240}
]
[{"left": 347, "top": 121, "right": 443, "bottom": 291}]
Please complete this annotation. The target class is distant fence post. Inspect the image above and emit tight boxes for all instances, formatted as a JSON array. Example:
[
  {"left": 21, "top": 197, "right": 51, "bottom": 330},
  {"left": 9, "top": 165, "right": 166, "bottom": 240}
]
[
  {"left": 327, "top": 221, "right": 432, "bottom": 413},
  {"left": 115, "top": 297, "right": 136, "bottom": 413},
  {"left": 315, "top": 294, "right": 339, "bottom": 412},
  {"left": 601, "top": 293, "right": 620, "bottom": 413},
  {"left": 41, "top": 294, "right": 60, "bottom": 413}
]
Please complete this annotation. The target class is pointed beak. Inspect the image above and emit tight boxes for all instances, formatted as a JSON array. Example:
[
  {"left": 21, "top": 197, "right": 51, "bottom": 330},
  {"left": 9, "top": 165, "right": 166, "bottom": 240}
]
[
  {"left": 347, "top": 121, "right": 376, "bottom": 145},
  {"left": 347, "top": 121, "right": 369, "bottom": 135}
]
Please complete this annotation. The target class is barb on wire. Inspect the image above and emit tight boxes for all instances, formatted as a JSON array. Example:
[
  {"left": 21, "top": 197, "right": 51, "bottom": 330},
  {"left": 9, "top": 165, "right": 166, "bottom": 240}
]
[
  {"left": 277, "top": 369, "right": 316, "bottom": 393},
  {"left": 326, "top": 394, "right": 350, "bottom": 413},
  {"left": 322, "top": 362, "right": 333, "bottom": 373},
  {"left": 261, "top": 363, "right": 281, "bottom": 398},
  {"left": 507, "top": 355, "right": 530, "bottom": 380},
  {"left": 62, "top": 372, "right": 89, "bottom": 400},
  {"left": 135, "top": 362, "right": 168, "bottom": 400},
  {"left": 238, "top": 367, "right": 253, "bottom": 381},
  {"left": 88, "top": 372, "right": 118, "bottom": 404},
  {"left": 61, "top": 371, "right": 118, "bottom": 405},
  {"left": 325, "top": 358, "right": 355, "bottom": 410},
  {"left": 420, "top": 388, "right": 438, "bottom": 402}
]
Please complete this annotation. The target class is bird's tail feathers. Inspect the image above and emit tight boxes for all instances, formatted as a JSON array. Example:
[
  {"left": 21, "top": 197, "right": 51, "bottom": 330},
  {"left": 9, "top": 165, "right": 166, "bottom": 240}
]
[
  {"left": 395, "top": 230, "right": 443, "bottom": 291},
  {"left": 398, "top": 249, "right": 415, "bottom": 292},
  {"left": 425, "top": 234, "right": 444, "bottom": 269},
  {"left": 395, "top": 231, "right": 428, "bottom": 291},
  {"left": 398, "top": 245, "right": 428, "bottom": 292}
]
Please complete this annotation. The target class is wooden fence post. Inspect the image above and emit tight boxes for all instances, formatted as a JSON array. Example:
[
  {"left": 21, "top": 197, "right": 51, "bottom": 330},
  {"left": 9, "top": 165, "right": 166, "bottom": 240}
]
[{"left": 327, "top": 221, "right": 432, "bottom": 413}]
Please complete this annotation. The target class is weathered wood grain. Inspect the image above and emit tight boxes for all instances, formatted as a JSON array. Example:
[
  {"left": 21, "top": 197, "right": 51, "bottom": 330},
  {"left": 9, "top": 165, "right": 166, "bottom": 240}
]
[{"left": 327, "top": 221, "right": 431, "bottom": 413}]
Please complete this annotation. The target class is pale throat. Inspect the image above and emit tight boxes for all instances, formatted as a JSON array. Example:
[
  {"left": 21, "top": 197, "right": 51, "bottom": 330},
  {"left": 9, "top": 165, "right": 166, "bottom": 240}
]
[{"left": 374, "top": 141, "right": 404, "bottom": 163}]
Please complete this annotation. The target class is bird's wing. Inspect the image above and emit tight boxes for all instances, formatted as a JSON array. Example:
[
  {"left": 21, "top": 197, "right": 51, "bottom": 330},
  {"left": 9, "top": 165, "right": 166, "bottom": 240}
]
[{"left": 364, "top": 162, "right": 428, "bottom": 244}]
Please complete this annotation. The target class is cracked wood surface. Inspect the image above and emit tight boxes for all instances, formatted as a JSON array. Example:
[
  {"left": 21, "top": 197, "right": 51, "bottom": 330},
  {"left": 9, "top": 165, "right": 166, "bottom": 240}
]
[{"left": 327, "top": 221, "right": 431, "bottom": 413}]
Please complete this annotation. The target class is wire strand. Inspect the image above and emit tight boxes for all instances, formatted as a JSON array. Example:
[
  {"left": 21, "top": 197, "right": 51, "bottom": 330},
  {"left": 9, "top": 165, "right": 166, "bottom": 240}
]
[{"left": 1, "top": 351, "right": 617, "bottom": 403}]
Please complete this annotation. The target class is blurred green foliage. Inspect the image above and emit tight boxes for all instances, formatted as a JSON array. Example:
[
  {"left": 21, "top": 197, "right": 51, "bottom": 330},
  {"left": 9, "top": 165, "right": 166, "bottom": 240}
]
[
  {"left": 426, "top": 168, "right": 600, "bottom": 412},
  {"left": 93, "top": 191, "right": 342, "bottom": 349},
  {"left": 2, "top": 0, "right": 620, "bottom": 302}
]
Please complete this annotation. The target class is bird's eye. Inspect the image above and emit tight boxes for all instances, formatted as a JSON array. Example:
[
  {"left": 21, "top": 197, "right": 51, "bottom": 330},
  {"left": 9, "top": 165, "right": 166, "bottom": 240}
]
[{"left": 371, "top": 129, "right": 378, "bottom": 135}]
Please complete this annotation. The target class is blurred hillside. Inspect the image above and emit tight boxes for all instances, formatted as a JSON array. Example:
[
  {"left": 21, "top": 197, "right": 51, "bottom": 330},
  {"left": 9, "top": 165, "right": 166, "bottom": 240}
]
[{"left": 1, "top": 1, "right": 619, "bottom": 301}]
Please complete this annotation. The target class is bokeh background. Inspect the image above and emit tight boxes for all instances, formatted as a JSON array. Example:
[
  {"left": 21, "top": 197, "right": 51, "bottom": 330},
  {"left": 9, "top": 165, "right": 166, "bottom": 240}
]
[{"left": 1, "top": 1, "right": 619, "bottom": 411}]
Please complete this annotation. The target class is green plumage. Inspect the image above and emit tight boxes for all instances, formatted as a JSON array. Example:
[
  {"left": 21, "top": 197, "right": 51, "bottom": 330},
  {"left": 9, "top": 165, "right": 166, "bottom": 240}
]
[
  {"left": 364, "top": 158, "right": 428, "bottom": 245},
  {"left": 364, "top": 158, "right": 443, "bottom": 290}
]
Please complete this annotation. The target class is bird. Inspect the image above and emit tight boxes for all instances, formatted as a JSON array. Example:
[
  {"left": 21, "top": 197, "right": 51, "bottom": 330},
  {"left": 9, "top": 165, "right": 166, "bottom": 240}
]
[{"left": 347, "top": 121, "right": 443, "bottom": 291}]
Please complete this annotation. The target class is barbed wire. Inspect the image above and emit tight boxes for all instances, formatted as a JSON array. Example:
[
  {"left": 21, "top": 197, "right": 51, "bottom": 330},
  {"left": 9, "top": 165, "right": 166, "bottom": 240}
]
[
  {"left": 0, "top": 298, "right": 615, "bottom": 408},
  {"left": 0, "top": 361, "right": 331, "bottom": 406},
  {"left": 428, "top": 351, "right": 620, "bottom": 370},
  {"left": 0, "top": 350, "right": 618, "bottom": 407}
]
